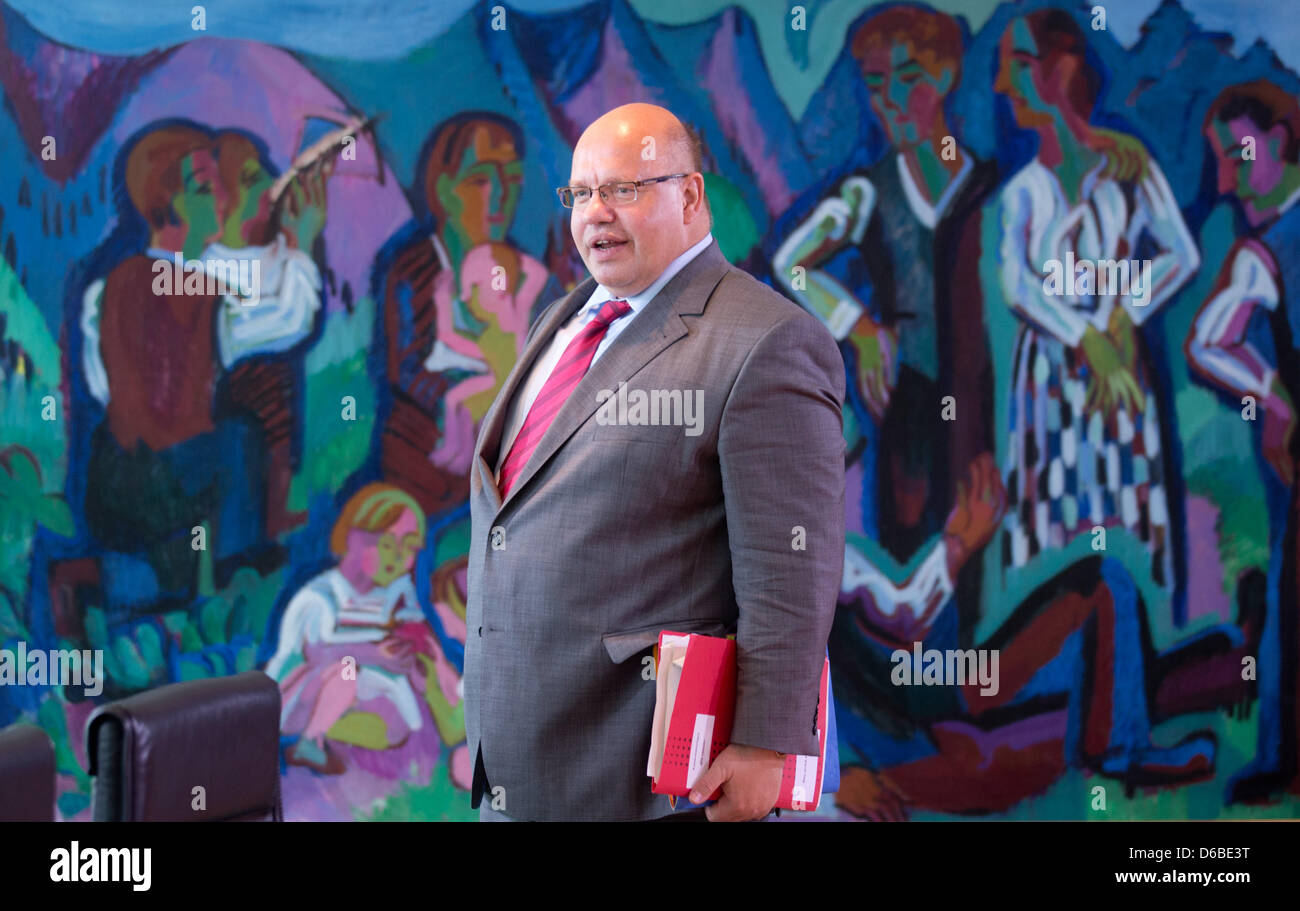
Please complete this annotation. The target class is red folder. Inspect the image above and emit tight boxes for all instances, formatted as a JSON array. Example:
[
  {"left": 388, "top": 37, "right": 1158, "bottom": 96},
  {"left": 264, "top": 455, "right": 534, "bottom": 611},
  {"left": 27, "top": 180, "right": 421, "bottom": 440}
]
[{"left": 647, "top": 630, "right": 829, "bottom": 811}]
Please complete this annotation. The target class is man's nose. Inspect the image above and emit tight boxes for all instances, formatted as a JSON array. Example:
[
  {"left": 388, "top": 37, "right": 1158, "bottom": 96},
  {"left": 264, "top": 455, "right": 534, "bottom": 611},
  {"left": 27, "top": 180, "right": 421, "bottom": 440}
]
[
  {"left": 883, "top": 80, "right": 906, "bottom": 113},
  {"left": 487, "top": 171, "right": 504, "bottom": 210},
  {"left": 583, "top": 190, "right": 615, "bottom": 221}
]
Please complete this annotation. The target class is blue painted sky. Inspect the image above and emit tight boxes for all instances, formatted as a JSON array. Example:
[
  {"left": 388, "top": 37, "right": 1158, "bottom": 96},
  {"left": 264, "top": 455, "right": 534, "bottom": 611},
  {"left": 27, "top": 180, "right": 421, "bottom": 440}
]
[{"left": 9, "top": 0, "right": 1299, "bottom": 120}]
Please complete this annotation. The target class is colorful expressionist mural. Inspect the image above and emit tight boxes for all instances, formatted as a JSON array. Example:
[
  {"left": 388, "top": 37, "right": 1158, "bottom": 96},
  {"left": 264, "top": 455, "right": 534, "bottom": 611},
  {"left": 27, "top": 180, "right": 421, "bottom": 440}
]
[{"left": 2, "top": 0, "right": 1300, "bottom": 820}]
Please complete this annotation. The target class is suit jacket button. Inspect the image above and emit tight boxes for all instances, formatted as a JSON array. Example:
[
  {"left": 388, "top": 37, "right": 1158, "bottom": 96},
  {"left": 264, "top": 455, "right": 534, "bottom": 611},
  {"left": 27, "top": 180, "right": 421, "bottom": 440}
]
[{"left": 478, "top": 626, "right": 483, "bottom": 637}]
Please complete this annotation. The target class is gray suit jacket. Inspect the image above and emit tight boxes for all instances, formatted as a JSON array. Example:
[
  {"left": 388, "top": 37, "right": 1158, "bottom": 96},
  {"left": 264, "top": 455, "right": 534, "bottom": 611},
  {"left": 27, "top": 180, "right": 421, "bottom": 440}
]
[{"left": 464, "top": 239, "right": 845, "bottom": 821}]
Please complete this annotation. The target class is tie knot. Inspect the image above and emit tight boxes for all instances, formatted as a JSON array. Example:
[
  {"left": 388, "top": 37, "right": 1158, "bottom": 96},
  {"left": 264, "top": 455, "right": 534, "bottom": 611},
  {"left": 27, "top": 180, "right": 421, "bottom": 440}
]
[{"left": 592, "top": 298, "right": 631, "bottom": 328}]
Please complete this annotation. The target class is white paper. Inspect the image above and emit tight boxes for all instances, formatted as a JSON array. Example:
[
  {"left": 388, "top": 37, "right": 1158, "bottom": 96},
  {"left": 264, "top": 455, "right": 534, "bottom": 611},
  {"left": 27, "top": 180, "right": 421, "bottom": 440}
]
[{"left": 687, "top": 712, "right": 715, "bottom": 789}]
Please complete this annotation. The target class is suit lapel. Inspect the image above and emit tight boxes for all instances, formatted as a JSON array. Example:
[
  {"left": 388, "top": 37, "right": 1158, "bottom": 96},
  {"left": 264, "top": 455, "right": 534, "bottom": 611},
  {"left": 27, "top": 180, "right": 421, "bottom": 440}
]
[
  {"left": 486, "top": 239, "right": 731, "bottom": 516},
  {"left": 473, "top": 277, "right": 596, "bottom": 510}
]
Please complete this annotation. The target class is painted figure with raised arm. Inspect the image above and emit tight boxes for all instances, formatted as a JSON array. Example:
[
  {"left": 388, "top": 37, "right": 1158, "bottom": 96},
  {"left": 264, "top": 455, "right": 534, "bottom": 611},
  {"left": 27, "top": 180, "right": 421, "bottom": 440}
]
[{"left": 1187, "top": 81, "right": 1300, "bottom": 804}]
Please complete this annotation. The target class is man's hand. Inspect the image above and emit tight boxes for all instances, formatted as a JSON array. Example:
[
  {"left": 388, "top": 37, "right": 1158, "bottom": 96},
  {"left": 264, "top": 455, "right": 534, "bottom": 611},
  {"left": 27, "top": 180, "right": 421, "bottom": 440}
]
[
  {"left": 943, "top": 452, "right": 1006, "bottom": 579},
  {"left": 797, "top": 177, "right": 874, "bottom": 266},
  {"left": 1090, "top": 127, "right": 1151, "bottom": 183},
  {"left": 834, "top": 765, "right": 910, "bottom": 822},
  {"left": 1080, "top": 323, "right": 1144, "bottom": 419},
  {"left": 848, "top": 313, "right": 898, "bottom": 423},
  {"left": 279, "top": 157, "right": 332, "bottom": 251},
  {"left": 688, "top": 743, "right": 785, "bottom": 821}
]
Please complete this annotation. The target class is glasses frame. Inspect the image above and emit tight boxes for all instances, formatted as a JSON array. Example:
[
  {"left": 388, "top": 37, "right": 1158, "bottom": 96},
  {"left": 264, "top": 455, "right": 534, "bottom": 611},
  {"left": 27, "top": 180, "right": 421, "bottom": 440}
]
[{"left": 556, "top": 173, "right": 690, "bottom": 208}]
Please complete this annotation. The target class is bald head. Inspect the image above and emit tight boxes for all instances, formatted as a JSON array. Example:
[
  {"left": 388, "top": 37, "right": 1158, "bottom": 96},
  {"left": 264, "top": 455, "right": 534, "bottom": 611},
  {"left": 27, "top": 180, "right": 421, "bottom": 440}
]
[
  {"left": 578, "top": 103, "right": 703, "bottom": 175},
  {"left": 567, "top": 104, "right": 711, "bottom": 297}
]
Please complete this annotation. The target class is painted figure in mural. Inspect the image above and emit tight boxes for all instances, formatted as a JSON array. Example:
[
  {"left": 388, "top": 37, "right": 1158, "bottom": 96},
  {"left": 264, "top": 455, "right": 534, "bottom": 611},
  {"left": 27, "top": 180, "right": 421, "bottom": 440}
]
[
  {"left": 83, "top": 127, "right": 328, "bottom": 549},
  {"left": 378, "top": 112, "right": 548, "bottom": 517},
  {"left": 773, "top": 4, "right": 997, "bottom": 562},
  {"left": 991, "top": 9, "right": 1200, "bottom": 589},
  {"left": 84, "top": 123, "right": 267, "bottom": 593},
  {"left": 833, "top": 457, "right": 1218, "bottom": 819},
  {"left": 265, "top": 483, "right": 467, "bottom": 784},
  {"left": 1187, "top": 80, "right": 1300, "bottom": 803},
  {"left": 800, "top": 7, "right": 1216, "bottom": 819},
  {"left": 206, "top": 128, "right": 329, "bottom": 538}
]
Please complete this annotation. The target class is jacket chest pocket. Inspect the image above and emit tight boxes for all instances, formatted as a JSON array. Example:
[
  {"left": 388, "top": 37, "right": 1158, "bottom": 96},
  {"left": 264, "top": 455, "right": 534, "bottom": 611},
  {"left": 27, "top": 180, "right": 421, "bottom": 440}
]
[{"left": 591, "top": 428, "right": 684, "bottom": 506}]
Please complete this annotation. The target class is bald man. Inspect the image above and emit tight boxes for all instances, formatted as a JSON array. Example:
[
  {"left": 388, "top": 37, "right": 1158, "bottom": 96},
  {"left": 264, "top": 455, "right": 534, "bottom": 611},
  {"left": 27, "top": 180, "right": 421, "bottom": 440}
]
[{"left": 464, "top": 104, "right": 846, "bottom": 821}]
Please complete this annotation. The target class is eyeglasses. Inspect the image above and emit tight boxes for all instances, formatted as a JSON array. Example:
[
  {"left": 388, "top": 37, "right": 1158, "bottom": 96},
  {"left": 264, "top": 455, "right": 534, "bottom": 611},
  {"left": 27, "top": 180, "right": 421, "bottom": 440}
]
[{"left": 556, "top": 174, "right": 689, "bottom": 208}]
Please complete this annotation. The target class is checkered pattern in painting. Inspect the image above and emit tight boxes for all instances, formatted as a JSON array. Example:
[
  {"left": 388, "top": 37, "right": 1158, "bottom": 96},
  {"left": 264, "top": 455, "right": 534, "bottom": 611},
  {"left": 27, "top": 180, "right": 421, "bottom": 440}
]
[{"left": 1001, "top": 326, "right": 1170, "bottom": 587}]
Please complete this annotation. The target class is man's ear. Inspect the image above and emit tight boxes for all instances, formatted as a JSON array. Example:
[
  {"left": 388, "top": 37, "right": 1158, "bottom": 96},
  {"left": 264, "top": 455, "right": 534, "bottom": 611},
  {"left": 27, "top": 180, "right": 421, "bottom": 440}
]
[{"left": 682, "top": 174, "right": 707, "bottom": 225}]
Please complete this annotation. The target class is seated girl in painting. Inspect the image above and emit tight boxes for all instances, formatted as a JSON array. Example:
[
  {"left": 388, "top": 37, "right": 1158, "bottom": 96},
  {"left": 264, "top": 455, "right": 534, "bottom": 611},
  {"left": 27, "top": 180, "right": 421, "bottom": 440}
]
[{"left": 264, "top": 482, "right": 462, "bottom": 775}]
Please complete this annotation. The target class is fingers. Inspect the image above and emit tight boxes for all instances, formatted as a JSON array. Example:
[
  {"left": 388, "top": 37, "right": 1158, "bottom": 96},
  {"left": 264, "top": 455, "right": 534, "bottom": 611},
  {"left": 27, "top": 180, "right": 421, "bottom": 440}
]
[
  {"left": 968, "top": 452, "right": 999, "bottom": 510},
  {"left": 289, "top": 178, "right": 307, "bottom": 217},
  {"left": 688, "top": 761, "right": 727, "bottom": 806},
  {"left": 1127, "top": 374, "right": 1146, "bottom": 414},
  {"left": 702, "top": 790, "right": 749, "bottom": 822},
  {"left": 859, "top": 366, "right": 876, "bottom": 411},
  {"left": 1103, "top": 377, "right": 1122, "bottom": 421},
  {"left": 862, "top": 366, "right": 886, "bottom": 423},
  {"left": 315, "top": 165, "right": 329, "bottom": 205},
  {"left": 813, "top": 197, "right": 852, "bottom": 242},
  {"left": 306, "top": 163, "right": 324, "bottom": 208},
  {"left": 306, "top": 167, "right": 320, "bottom": 208},
  {"left": 1114, "top": 371, "right": 1144, "bottom": 419}
]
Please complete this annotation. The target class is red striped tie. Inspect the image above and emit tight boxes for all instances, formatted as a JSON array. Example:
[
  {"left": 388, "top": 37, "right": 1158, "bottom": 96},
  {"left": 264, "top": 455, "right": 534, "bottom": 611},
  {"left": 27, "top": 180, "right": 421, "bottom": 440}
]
[{"left": 497, "top": 298, "right": 632, "bottom": 498}]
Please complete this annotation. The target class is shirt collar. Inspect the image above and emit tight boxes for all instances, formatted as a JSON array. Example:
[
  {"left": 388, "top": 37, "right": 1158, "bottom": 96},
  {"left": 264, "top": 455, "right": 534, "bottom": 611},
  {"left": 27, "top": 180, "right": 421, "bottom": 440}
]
[
  {"left": 580, "top": 232, "right": 714, "bottom": 322},
  {"left": 327, "top": 566, "right": 413, "bottom": 607},
  {"left": 896, "top": 153, "right": 973, "bottom": 229}
]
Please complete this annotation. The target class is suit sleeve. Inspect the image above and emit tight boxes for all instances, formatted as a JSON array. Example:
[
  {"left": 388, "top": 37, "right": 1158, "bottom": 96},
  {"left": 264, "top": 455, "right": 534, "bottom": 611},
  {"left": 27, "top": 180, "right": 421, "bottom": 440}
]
[{"left": 719, "top": 303, "right": 846, "bottom": 756}]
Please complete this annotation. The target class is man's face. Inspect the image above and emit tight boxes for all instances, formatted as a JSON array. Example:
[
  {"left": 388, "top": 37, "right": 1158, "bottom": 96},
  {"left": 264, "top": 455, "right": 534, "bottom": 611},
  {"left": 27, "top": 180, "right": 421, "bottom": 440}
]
[
  {"left": 170, "top": 149, "right": 224, "bottom": 258},
  {"left": 222, "top": 149, "right": 276, "bottom": 247},
  {"left": 437, "top": 127, "right": 523, "bottom": 246},
  {"left": 861, "top": 39, "right": 954, "bottom": 148},
  {"left": 994, "top": 19, "right": 1055, "bottom": 131},
  {"left": 1207, "top": 116, "right": 1295, "bottom": 227},
  {"left": 568, "top": 125, "right": 690, "bottom": 298}
]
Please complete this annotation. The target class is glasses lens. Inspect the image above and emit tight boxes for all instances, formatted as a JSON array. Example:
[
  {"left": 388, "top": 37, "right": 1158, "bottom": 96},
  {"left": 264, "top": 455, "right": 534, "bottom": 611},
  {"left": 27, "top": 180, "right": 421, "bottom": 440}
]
[
  {"left": 573, "top": 188, "right": 592, "bottom": 206},
  {"left": 557, "top": 188, "right": 574, "bottom": 208},
  {"left": 612, "top": 183, "right": 638, "bottom": 203}
]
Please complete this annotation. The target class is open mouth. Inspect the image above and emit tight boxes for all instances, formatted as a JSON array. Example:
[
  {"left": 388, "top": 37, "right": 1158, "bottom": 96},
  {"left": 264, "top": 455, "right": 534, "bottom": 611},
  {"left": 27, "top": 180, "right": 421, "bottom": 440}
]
[{"left": 590, "top": 237, "right": 628, "bottom": 251}]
